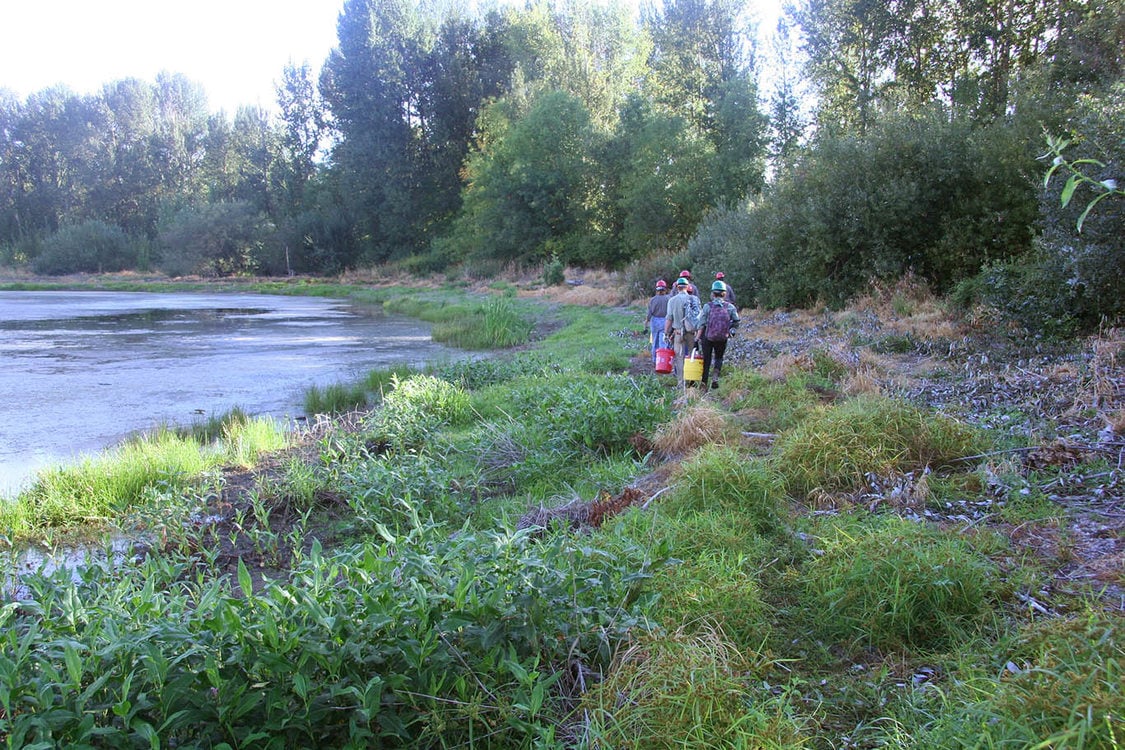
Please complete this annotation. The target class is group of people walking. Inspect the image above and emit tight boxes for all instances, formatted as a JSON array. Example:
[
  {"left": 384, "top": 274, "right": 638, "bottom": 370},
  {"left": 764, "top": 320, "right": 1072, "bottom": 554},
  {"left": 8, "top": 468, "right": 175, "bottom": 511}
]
[{"left": 645, "top": 269, "right": 740, "bottom": 391}]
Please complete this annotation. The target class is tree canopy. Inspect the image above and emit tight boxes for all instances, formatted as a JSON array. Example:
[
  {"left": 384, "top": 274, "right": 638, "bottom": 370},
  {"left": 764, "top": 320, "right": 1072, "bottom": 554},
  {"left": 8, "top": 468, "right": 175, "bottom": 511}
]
[{"left": 0, "top": 0, "right": 1120, "bottom": 329}]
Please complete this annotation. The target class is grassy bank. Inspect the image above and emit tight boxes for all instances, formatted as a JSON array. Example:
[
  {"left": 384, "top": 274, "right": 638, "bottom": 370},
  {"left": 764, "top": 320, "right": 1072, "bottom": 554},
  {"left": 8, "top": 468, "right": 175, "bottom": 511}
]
[{"left": 1, "top": 277, "right": 1121, "bottom": 748}]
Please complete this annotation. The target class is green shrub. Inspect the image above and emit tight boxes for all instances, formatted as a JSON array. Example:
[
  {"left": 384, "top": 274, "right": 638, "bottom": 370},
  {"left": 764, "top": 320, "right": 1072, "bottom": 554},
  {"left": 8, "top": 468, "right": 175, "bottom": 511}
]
[
  {"left": 621, "top": 248, "right": 694, "bottom": 301},
  {"left": 775, "top": 395, "right": 982, "bottom": 495},
  {"left": 157, "top": 201, "right": 276, "bottom": 277},
  {"left": 803, "top": 514, "right": 1000, "bottom": 650},
  {"left": 32, "top": 220, "right": 137, "bottom": 275},
  {"left": 726, "top": 112, "right": 1037, "bottom": 308},
  {"left": 542, "top": 253, "right": 565, "bottom": 286}
]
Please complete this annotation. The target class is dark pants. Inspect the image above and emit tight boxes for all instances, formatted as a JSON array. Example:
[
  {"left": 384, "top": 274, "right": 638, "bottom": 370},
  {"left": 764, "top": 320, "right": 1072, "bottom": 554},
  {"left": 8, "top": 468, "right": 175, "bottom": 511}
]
[{"left": 699, "top": 336, "right": 727, "bottom": 385}]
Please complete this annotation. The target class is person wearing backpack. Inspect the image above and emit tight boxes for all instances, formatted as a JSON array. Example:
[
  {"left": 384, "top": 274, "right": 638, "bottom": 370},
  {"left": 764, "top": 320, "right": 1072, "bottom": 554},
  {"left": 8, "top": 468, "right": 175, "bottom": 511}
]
[{"left": 695, "top": 280, "right": 740, "bottom": 390}]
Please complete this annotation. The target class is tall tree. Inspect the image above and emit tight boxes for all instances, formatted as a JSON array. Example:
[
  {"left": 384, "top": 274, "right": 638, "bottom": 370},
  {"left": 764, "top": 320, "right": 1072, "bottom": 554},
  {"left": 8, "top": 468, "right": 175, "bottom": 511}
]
[
  {"left": 320, "top": 0, "right": 428, "bottom": 262},
  {"left": 276, "top": 62, "right": 327, "bottom": 213},
  {"left": 645, "top": 0, "right": 748, "bottom": 130},
  {"left": 455, "top": 91, "right": 604, "bottom": 266}
]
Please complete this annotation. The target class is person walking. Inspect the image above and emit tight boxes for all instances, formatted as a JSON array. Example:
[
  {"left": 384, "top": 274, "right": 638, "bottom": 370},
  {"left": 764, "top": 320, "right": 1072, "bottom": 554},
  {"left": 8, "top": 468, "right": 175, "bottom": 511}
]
[
  {"left": 664, "top": 278, "right": 697, "bottom": 387},
  {"left": 695, "top": 280, "right": 740, "bottom": 390},
  {"left": 714, "top": 271, "right": 736, "bottom": 306},
  {"left": 645, "top": 279, "right": 670, "bottom": 364}
]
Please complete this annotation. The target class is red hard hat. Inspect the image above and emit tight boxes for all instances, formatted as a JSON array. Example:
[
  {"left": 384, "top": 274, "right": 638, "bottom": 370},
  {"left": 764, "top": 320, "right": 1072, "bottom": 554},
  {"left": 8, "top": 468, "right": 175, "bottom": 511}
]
[
  {"left": 655, "top": 279, "right": 667, "bottom": 289},
  {"left": 679, "top": 269, "right": 692, "bottom": 278},
  {"left": 715, "top": 272, "right": 725, "bottom": 279}
]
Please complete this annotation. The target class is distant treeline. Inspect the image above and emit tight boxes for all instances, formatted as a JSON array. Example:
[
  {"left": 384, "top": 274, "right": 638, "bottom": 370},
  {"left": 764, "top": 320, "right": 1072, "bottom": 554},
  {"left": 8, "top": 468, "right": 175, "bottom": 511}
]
[{"left": 1, "top": 0, "right": 1121, "bottom": 330}]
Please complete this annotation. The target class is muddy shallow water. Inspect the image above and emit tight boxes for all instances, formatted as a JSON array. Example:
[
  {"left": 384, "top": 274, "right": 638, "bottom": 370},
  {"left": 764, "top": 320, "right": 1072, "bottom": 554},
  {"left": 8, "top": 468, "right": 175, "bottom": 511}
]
[{"left": 0, "top": 290, "right": 462, "bottom": 496}]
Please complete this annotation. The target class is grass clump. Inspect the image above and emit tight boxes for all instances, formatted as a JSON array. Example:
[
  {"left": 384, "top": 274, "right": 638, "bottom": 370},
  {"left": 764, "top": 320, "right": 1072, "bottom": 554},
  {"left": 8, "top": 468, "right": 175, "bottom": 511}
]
[
  {"left": 581, "top": 624, "right": 813, "bottom": 749},
  {"left": 722, "top": 370, "right": 823, "bottom": 433},
  {"left": 775, "top": 395, "right": 983, "bottom": 496},
  {"left": 651, "top": 401, "right": 733, "bottom": 457},
  {"left": 802, "top": 514, "right": 1001, "bottom": 650},
  {"left": 431, "top": 297, "right": 534, "bottom": 349},
  {"left": 668, "top": 445, "right": 787, "bottom": 538},
  {"left": 899, "top": 609, "right": 1123, "bottom": 748}
]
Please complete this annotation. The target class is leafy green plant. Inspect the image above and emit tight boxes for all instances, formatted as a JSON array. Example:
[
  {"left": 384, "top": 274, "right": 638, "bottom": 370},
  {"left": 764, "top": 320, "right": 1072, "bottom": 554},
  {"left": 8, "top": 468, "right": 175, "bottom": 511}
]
[
  {"left": 1041, "top": 133, "right": 1123, "bottom": 233},
  {"left": 0, "top": 519, "right": 658, "bottom": 748},
  {"left": 362, "top": 373, "right": 473, "bottom": 453}
]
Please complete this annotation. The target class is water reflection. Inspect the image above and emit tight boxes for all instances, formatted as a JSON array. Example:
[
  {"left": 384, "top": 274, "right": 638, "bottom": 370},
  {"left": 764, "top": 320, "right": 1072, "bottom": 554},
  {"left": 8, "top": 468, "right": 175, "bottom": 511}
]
[{"left": 0, "top": 290, "right": 459, "bottom": 496}]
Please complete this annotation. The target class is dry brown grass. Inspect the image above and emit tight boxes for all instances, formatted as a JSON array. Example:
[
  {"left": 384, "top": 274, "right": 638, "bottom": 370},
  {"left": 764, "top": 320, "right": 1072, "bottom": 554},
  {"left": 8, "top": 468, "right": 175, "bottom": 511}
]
[
  {"left": 652, "top": 401, "right": 732, "bottom": 457},
  {"left": 1067, "top": 328, "right": 1123, "bottom": 423},
  {"left": 850, "top": 274, "right": 960, "bottom": 340}
]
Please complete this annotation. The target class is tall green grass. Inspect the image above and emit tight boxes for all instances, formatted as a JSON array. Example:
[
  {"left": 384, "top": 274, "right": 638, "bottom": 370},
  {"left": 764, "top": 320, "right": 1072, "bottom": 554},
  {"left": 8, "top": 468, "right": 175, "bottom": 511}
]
[
  {"left": 0, "top": 418, "right": 287, "bottom": 538},
  {"left": 384, "top": 294, "right": 534, "bottom": 349}
]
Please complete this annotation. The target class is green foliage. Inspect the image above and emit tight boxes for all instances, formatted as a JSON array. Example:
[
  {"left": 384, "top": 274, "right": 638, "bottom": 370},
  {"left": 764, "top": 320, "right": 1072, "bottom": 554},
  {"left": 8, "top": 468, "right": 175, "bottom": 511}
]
[
  {"left": 707, "top": 113, "right": 1038, "bottom": 309},
  {"left": 31, "top": 220, "right": 138, "bottom": 275},
  {"left": 803, "top": 514, "right": 1001, "bottom": 650},
  {"left": 686, "top": 204, "right": 760, "bottom": 305},
  {"left": 363, "top": 374, "right": 473, "bottom": 452},
  {"left": 157, "top": 201, "right": 277, "bottom": 277},
  {"left": 774, "top": 395, "right": 983, "bottom": 495},
  {"left": 0, "top": 523, "right": 656, "bottom": 748},
  {"left": 453, "top": 91, "right": 606, "bottom": 268},
  {"left": 906, "top": 610, "right": 1123, "bottom": 747}
]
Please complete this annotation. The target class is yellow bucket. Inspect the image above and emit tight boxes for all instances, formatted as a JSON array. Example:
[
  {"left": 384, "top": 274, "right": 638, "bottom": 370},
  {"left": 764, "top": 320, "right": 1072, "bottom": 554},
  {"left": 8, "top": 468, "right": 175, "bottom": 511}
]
[{"left": 683, "top": 351, "right": 703, "bottom": 382}]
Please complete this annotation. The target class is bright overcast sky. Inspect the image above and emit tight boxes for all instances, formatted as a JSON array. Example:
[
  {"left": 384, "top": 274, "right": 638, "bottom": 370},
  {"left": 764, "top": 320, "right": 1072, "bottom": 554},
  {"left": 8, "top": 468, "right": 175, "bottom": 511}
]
[
  {"left": 1, "top": 0, "right": 345, "bottom": 114},
  {"left": 2, "top": 0, "right": 786, "bottom": 116}
]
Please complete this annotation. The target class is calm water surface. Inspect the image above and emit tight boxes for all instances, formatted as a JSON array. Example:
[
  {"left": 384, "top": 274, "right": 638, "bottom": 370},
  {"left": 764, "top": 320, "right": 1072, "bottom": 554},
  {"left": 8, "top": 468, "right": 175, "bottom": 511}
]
[{"left": 0, "top": 290, "right": 461, "bottom": 496}]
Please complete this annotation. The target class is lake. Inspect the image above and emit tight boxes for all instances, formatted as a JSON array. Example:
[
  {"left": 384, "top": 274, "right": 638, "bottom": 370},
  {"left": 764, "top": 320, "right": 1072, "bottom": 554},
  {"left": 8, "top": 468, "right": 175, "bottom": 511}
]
[{"left": 0, "top": 290, "right": 461, "bottom": 496}]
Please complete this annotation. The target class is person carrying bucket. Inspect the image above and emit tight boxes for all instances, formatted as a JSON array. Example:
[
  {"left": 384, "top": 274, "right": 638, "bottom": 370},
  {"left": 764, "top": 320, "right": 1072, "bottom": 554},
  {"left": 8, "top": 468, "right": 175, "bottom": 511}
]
[
  {"left": 663, "top": 277, "right": 698, "bottom": 388},
  {"left": 645, "top": 279, "right": 670, "bottom": 366},
  {"left": 695, "top": 280, "right": 740, "bottom": 390}
]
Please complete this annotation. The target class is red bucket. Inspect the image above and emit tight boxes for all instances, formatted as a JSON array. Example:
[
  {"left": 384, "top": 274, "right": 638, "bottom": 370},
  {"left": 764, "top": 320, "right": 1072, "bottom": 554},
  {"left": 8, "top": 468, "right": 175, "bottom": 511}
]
[{"left": 654, "top": 347, "right": 674, "bottom": 374}]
